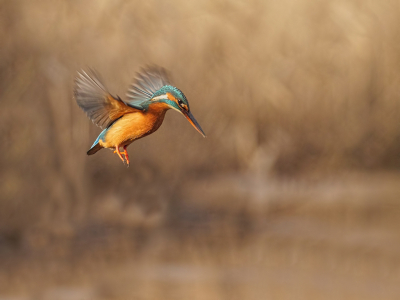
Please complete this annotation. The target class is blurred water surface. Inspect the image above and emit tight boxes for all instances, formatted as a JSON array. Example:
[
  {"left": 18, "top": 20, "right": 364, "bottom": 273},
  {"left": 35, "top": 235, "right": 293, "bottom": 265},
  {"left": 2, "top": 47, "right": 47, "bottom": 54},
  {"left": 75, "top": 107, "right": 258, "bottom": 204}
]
[{"left": 1, "top": 0, "right": 400, "bottom": 299}]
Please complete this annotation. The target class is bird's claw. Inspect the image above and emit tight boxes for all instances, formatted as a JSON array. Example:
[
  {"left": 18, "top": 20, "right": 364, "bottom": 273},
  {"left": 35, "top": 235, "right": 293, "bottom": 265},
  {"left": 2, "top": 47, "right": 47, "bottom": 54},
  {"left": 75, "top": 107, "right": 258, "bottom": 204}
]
[{"left": 114, "top": 147, "right": 130, "bottom": 167}]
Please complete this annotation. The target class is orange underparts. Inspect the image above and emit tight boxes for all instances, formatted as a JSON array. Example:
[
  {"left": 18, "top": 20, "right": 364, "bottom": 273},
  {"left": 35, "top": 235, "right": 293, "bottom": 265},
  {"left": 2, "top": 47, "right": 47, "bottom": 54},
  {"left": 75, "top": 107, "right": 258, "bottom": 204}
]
[{"left": 114, "top": 145, "right": 130, "bottom": 166}]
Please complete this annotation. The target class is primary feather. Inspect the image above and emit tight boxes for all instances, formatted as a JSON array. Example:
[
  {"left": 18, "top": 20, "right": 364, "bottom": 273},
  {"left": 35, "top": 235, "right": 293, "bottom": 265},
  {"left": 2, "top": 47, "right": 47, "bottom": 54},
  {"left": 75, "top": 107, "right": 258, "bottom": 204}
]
[
  {"left": 126, "top": 66, "right": 170, "bottom": 107},
  {"left": 74, "top": 69, "right": 139, "bottom": 129}
]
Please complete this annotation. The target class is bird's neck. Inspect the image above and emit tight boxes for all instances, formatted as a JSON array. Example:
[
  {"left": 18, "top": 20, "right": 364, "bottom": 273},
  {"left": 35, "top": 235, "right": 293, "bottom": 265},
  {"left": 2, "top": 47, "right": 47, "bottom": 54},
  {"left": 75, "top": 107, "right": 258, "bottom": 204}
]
[
  {"left": 142, "top": 102, "right": 170, "bottom": 133},
  {"left": 146, "top": 101, "right": 171, "bottom": 114}
]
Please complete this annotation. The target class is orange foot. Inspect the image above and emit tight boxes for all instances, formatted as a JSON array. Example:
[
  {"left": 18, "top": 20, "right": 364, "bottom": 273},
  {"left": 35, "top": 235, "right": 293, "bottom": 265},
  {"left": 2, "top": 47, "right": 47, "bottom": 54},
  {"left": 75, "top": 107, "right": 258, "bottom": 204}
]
[
  {"left": 114, "top": 146, "right": 130, "bottom": 166},
  {"left": 114, "top": 146, "right": 126, "bottom": 165},
  {"left": 123, "top": 146, "right": 130, "bottom": 166}
]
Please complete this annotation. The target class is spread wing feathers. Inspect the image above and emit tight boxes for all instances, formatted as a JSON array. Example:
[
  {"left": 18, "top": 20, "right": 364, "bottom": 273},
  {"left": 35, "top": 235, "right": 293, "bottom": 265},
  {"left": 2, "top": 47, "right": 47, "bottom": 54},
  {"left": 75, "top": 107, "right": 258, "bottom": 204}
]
[
  {"left": 74, "top": 69, "right": 139, "bottom": 129},
  {"left": 126, "top": 66, "right": 170, "bottom": 107}
]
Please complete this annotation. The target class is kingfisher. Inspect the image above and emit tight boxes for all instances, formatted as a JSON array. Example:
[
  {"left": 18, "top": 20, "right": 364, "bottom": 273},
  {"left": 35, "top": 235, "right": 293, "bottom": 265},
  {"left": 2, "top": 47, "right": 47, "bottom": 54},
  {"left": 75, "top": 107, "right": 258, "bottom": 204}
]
[{"left": 74, "top": 66, "right": 205, "bottom": 166}]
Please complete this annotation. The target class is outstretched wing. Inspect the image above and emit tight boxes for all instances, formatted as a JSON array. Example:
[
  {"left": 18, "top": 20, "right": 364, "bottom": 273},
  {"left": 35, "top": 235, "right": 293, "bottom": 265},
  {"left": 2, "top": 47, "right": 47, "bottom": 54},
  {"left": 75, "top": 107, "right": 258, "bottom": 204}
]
[
  {"left": 126, "top": 66, "right": 170, "bottom": 108},
  {"left": 74, "top": 70, "right": 140, "bottom": 129}
]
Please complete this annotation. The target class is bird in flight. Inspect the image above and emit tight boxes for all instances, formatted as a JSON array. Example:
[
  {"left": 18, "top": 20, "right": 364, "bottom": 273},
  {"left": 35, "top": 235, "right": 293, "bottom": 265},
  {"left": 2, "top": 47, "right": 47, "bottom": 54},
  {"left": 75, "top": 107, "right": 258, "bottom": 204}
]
[{"left": 74, "top": 66, "right": 205, "bottom": 166}]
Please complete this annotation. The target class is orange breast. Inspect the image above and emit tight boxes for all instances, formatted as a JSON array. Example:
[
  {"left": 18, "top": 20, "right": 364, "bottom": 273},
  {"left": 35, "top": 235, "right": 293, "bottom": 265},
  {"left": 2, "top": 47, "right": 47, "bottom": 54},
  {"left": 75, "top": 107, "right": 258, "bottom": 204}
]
[{"left": 99, "top": 102, "right": 170, "bottom": 148}]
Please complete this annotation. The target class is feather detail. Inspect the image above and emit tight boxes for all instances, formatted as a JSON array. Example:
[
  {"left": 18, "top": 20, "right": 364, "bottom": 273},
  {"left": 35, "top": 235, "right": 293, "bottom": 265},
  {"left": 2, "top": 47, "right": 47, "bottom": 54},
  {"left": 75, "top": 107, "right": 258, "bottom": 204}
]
[
  {"left": 126, "top": 66, "right": 170, "bottom": 108},
  {"left": 74, "top": 69, "right": 140, "bottom": 129}
]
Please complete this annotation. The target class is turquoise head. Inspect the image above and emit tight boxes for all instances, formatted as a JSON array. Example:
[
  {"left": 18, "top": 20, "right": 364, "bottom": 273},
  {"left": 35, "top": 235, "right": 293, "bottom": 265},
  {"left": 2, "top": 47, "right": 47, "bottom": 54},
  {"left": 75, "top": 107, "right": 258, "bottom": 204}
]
[{"left": 150, "top": 85, "right": 206, "bottom": 137}]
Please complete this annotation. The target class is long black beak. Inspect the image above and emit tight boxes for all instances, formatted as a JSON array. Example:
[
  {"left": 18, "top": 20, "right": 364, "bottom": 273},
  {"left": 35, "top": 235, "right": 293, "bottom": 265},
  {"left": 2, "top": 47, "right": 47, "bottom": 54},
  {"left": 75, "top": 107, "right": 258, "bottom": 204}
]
[{"left": 183, "top": 110, "right": 206, "bottom": 137}]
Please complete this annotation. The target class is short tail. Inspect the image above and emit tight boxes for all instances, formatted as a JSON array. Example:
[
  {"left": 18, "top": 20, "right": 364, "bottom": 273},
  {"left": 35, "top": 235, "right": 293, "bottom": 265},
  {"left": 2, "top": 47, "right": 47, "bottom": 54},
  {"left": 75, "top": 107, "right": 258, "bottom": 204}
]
[{"left": 87, "top": 143, "right": 103, "bottom": 155}]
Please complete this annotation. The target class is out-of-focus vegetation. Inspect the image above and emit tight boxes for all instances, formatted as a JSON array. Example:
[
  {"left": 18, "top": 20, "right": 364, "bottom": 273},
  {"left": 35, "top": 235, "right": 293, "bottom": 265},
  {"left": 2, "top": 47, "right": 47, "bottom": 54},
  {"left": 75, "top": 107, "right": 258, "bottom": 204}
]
[{"left": 1, "top": 0, "right": 400, "bottom": 299}]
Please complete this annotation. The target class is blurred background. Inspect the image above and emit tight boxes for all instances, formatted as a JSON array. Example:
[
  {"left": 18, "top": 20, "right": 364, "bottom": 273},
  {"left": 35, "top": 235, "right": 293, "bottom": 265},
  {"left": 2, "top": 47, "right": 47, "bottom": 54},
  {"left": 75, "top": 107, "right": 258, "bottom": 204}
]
[{"left": 1, "top": 0, "right": 400, "bottom": 299}]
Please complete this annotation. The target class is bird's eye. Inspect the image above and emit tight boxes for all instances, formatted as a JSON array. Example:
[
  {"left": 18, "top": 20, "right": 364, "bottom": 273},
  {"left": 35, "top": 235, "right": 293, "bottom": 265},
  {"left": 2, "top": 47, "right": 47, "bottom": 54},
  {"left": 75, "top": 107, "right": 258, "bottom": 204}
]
[{"left": 178, "top": 99, "right": 183, "bottom": 106}]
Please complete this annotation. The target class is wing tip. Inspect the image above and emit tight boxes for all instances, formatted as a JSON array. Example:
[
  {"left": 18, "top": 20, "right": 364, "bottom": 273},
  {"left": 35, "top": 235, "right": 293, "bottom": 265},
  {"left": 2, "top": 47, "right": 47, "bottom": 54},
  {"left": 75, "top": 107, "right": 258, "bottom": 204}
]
[{"left": 126, "top": 65, "right": 171, "bottom": 103}]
